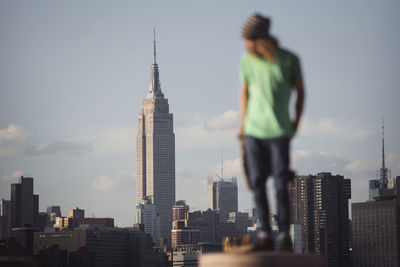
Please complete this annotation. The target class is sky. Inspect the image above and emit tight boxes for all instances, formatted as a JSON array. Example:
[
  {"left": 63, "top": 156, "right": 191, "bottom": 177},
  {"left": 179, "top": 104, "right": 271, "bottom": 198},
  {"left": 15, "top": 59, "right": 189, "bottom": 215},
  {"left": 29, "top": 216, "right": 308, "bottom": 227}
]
[{"left": 0, "top": 0, "right": 399, "bottom": 227}]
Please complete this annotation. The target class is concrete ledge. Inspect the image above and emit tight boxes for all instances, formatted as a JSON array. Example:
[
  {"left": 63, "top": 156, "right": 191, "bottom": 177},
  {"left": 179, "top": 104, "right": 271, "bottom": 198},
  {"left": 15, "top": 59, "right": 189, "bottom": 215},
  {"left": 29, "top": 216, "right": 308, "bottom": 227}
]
[
  {"left": 199, "top": 251, "right": 324, "bottom": 267},
  {"left": 0, "top": 256, "right": 40, "bottom": 267}
]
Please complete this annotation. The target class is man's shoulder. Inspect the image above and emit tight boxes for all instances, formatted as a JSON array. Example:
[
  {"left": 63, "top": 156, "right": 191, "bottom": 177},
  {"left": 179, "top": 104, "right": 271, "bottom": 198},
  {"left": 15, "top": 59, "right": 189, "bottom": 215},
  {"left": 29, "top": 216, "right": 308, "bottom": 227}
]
[
  {"left": 240, "top": 53, "right": 255, "bottom": 63},
  {"left": 278, "top": 48, "right": 300, "bottom": 61}
]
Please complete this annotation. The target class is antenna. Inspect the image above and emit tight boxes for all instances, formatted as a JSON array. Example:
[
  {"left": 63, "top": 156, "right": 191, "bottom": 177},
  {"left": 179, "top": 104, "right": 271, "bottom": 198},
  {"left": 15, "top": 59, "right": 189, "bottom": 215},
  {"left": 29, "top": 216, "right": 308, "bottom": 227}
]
[
  {"left": 153, "top": 28, "right": 156, "bottom": 64},
  {"left": 381, "top": 117, "right": 385, "bottom": 171},
  {"left": 221, "top": 146, "right": 224, "bottom": 179}
]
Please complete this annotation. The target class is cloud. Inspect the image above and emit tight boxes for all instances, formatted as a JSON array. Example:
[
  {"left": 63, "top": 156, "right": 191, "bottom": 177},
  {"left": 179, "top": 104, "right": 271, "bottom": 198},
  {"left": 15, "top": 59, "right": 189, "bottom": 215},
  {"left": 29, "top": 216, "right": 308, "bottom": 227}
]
[
  {"left": 91, "top": 171, "right": 135, "bottom": 192},
  {"left": 0, "top": 124, "right": 95, "bottom": 158},
  {"left": 2, "top": 170, "right": 24, "bottom": 181},
  {"left": 92, "top": 128, "right": 136, "bottom": 153},
  {"left": 344, "top": 153, "right": 400, "bottom": 179},
  {"left": 0, "top": 124, "right": 32, "bottom": 157},
  {"left": 292, "top": 150, "right": 352, "bottom": 175},
  {"left": 301, "top": 117, "right": 373, "bottom": 141},
  {"left": 204, "top": 110, "right": 240, "bottom": 131},
  {"left": 176, "top": 111, "right": 239, "bottom": 151},
  {"left": 34, "top": 141, "right": 93, "bottom": 156},
  {"left": 92, "top": 175, "right": 117, "bottom": 192},
  {"left": 208, "top": 158, "right": 242, "bottom": 178}
]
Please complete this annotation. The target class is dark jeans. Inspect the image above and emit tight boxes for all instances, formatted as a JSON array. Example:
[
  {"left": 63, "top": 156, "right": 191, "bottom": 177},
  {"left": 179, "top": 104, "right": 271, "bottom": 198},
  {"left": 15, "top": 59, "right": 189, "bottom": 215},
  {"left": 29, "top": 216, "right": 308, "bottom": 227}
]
[{"left": 245, "top": 135, "right": 290, "bottom": 235}]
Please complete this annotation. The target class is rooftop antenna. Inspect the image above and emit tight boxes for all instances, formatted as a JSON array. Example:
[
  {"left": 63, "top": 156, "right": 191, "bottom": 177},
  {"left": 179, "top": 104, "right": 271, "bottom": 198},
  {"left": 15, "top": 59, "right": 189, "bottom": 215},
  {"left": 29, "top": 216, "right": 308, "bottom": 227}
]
[
  {"left": 153, "top": 27, "right": 156, "bottom": 64},
  {"left": 381, "top": 117, "right": 385, "bottom": 175},
  {"left": 379, "top": 117, "right": 389, "bottom": 182},
  {"left": 215, "top": 147, "right": 224, "bottom": 181},
  {"left": 221, "top": 146, "right": 224, "bottom": 179}
]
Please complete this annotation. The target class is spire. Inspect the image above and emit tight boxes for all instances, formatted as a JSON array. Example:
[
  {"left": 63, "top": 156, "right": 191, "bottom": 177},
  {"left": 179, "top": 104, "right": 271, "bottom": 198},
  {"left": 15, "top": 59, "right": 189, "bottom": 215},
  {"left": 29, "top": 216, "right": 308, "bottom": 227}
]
[
  {"left": 379, "top": 117, "right": 388, "bottom": 184},
  {"left": 153, "top": 28, "right": 156, "bottom": 64},
  {"left": 382, "top": 118, "right": 385, "bottom": 171},
  {"left": 147, "top": 28, "right": 164, "bottom": 99}
]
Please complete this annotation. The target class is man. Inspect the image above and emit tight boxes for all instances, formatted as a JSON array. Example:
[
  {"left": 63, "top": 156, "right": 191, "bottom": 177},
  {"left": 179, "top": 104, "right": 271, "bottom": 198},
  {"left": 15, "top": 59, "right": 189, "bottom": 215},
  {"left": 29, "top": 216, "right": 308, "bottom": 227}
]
[{"left": 239, "top": 14, "right": 305, "bottom": 250}]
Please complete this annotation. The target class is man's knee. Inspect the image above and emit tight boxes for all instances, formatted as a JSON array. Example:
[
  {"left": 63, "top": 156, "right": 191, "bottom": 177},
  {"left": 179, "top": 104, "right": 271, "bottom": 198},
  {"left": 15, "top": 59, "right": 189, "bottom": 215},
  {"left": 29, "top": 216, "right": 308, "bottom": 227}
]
[{"left": 252, "top": 177, "right": 266, "bottom": 191}]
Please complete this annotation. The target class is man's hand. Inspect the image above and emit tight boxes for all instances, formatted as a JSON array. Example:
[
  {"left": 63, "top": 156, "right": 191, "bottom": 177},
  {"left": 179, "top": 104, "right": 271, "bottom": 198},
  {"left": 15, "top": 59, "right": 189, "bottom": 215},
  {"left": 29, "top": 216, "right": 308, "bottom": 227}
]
[
  {"left": 239, "top": 83, "right": 248, "bottom": 140},
  {"left": 292, "top": 80, "right": 305, "bottom": 138},
  {"left": 238, "top": 125, "right": 244, "bottom": 140},
  {"left": 291, "top": 120, "right": 299, "bottom": 138}
]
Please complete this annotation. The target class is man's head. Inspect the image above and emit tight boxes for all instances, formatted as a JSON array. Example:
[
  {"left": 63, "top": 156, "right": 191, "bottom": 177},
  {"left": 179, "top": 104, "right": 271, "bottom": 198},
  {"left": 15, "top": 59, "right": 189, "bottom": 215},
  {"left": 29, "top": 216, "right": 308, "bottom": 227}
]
[
  {"left": 241, "top": 13, "right": 270, "bottom": 40},
  {"left": 242, "top": 13, "right": 278, "bottom": 57}
]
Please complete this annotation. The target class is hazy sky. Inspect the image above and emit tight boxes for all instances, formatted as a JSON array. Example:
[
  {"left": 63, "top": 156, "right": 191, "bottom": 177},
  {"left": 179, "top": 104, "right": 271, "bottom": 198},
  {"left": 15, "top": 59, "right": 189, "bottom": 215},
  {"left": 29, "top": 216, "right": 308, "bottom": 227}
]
[{"left": 1, "top": 0, "right": 399, "bottom": 226}]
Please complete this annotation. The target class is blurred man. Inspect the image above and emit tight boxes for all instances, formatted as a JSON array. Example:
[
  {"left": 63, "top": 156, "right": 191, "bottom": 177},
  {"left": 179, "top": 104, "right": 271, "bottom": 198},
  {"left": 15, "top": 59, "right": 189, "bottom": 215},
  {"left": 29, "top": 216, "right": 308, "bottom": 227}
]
[{"left": 239, "top": 13, "right": 305, "bottom": 251}]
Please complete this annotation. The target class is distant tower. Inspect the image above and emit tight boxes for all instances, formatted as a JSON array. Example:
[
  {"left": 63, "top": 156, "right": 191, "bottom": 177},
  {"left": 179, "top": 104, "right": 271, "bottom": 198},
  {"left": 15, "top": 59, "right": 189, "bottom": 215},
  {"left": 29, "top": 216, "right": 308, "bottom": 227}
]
[
  {"left": 10, "top": 177, "right": 39, "bottom": 229},
  {"left": 369, "top": 120, "right": 392, "bottom": 200},
  {"left": 379, "top": 119, "right": 389, "bottom": 189},
  {"left": 136, "top": 30, "right": 175, "bottom": 243},
  {"left": 135, "top": 197, "right": 161, "bottom": 243},
  {"left": 207, "top": 177, "right": 238, "bottom": 223},
  {"left": 352, "top": 121, "right": 399, "bottom": 267},
  {"left": 290, "top": 173, "right": 351, "bottom": 267},
  {"left": 172, "top": 200, "right": 189, "bottom": 222}
]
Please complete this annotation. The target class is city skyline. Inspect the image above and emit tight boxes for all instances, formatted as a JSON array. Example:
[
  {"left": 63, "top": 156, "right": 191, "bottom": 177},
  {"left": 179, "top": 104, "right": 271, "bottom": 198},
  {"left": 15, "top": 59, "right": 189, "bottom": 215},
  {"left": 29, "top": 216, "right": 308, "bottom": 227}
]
[{"left": 0, "top": 1, "right": 399, "bottom": 227}]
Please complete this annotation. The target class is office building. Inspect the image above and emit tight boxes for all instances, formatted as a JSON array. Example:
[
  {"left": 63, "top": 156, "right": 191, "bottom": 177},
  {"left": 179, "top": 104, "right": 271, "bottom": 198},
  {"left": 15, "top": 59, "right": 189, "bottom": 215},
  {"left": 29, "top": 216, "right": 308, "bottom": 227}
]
[
  {"left": 11, "top": 226, "right": 39, "bottom": 256},
  {"left": 84, "top": 217, "right": 114, "bottom": 227},
  {"left": 68, "top": 247, "right": 96, "bottom": 267},
  {"left": 68, "top": 207, "right": 85, "bottom": 227},
  {"left": 207, "top": 177, "right": 238, "bottom": 222},
  {"left": 136, "top": 32, "right": 175, "bottom": 243},
  {"left": 289, "top": 172, "right": 351, "bottom": 267},
  {"left": 54, "top": 217, "right": 72, "bottom": 230},
  {"left": 352, "top": 124, "right": 399, "bottom": 266},
  {"left": 46, "top": 206, "right": 61, "bottom": 217},
  {"left": 352, "top": 187, "right": 400, "bottom": 267},
  {"left": 135, "top": 197, "right": 161, "bottom": 243},
  {"left": 172, "top": 249, "right": 199, "bottom": 267},
  {"left": 171, "top": 227, "right": 200, "bottom": 249},
  {"left": 288, "top": 176, "right": 302, "bottom": 224},
  {"left": 227, "top": 212, "right": 251, "bottom": 236},
  {"left": 0, "top": 199, "right": 11, "bottom": 240},
  {"left": 186, "top": 210, "right": 219, "bottom": 244},
  {"left": 368, "top": 121, "right": 393, "bottom": 201},
  {"left": 36, "top": 245, "right": 68, "bottom": 267},
  {"left": 10, "top": 177, "right": 39, "bottom": 229},
  {"left": 46, "top": 206, "right": 61, "bottom": 228},
  {"left": 173, "top": 200, "right": 189, "bottom": 221},
  {"left": 172, "top": 243, "right": 222, "bottom": 267},
  {"left": 352, "top": 122, "right": 400, "bottom": 267},
  {"left": 34, "top": 226, "right": 145, "bottom": 267}
]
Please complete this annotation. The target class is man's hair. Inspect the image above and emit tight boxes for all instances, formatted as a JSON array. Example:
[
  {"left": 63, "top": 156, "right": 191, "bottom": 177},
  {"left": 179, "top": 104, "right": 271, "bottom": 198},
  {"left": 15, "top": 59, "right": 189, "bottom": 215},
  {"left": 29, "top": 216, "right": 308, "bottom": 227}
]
[{"left": 242, "top": 13, "right": 271, "bottom": 40}]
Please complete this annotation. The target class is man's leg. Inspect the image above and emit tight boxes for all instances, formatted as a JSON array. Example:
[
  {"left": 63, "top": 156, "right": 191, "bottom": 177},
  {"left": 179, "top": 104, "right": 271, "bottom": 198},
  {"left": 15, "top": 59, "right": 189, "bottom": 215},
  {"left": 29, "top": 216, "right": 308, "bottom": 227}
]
[
  {"left": 244, "top": 136, "right": 270, "bottom": 234},
  {"left": 268, "top": 137, "right": 290, "bottom": 235}
]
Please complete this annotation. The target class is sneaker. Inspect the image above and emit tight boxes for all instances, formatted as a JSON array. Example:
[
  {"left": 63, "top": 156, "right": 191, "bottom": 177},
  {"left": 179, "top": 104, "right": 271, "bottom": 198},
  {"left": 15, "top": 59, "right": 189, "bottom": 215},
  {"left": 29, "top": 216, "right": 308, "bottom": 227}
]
[
  {"left": 278, "top": 232, "right": 293, "bottom": 251},
  {"left": 252, "top": 231, "right": 274, "bottom": 251}
]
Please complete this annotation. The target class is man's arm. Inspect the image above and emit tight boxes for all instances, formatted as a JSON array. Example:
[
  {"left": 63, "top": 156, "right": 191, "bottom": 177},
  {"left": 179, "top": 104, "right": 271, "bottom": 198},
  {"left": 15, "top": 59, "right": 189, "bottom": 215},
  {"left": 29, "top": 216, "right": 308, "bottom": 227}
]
[
  {"left": 238, "top": 83, "right": 248, "bottom": 138},
  {"left": 292, "top": 80, "right": 305, "bottom": 137}
]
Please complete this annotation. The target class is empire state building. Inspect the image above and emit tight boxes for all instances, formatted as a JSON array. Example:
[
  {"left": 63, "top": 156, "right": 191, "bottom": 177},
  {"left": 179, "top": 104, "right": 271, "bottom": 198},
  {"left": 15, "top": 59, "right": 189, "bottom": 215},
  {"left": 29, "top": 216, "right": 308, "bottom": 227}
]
[{"left": 136, "top": 34, "right": 175, "bottom": 242}]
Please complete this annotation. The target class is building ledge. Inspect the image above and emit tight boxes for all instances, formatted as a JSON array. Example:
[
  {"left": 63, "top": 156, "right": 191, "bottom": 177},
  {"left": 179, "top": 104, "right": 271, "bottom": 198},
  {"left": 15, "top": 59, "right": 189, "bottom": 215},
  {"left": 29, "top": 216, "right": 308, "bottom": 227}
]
[{"left": 199, "top": 251, "right": 324, "bottom": 267}]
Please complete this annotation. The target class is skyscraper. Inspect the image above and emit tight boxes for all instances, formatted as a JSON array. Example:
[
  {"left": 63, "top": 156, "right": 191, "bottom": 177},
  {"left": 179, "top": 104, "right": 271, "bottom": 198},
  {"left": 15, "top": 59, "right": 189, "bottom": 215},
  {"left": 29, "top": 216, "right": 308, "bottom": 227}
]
[
  {"left": 136, "top": 31, "right": 175, "bottom": 243},
  {"left": 135, "top": 197, "right": 160, "bottom": 243},
  {"left": 173, "top": 200, "right": 189, "bottom": 222},
  {"left": 0, "top": 199, "right": 11, "bottom": 239},
  {"left": 207, "top": 177, "right": 238, "bottom": 223},
  {"left": 10, "top": 176, "right": 39, "bottom": 229},
  {"left": 352, "top": 122, "right": 400, "bottom": 267},
  {"left": 289, "top": 172, "right": 351, "bottom": 267},
  {"left": 369, "top": 120, "right": 393, "bottom": 200},
  {"left": 352, "top": 183, "right": 400, "bottom": 267}
]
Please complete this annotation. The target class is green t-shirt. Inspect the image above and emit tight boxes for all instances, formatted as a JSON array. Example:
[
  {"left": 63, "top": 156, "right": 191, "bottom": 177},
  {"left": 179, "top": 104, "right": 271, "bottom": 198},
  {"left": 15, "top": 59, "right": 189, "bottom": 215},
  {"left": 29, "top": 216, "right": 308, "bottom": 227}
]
[{"left": 240, "top": 48, "right": 302, "bottom": 139}]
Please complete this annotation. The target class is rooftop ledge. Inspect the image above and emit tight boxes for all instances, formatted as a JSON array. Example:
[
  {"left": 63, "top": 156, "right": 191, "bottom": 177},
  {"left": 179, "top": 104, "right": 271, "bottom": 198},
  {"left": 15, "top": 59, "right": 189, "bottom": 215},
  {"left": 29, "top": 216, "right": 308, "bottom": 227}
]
[{"left": 199, "top": 251, "right": 324, "bottom": 267}]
